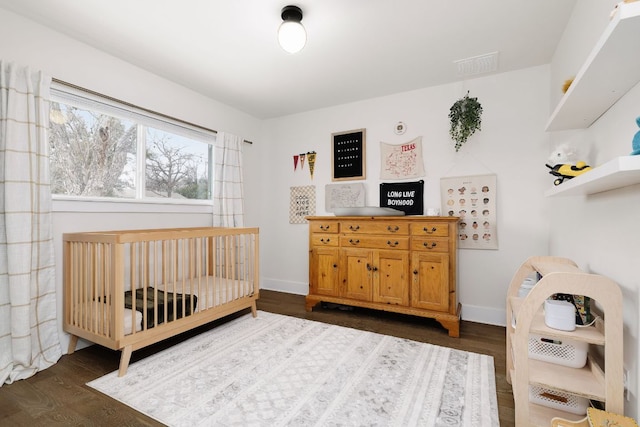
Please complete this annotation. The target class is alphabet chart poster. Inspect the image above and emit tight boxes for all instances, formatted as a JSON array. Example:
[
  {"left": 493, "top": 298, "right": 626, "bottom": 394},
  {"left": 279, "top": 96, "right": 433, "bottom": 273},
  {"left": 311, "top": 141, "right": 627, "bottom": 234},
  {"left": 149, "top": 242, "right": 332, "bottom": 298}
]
[{"left": 440, "top": 174, "right": 498, "bottom": 250}]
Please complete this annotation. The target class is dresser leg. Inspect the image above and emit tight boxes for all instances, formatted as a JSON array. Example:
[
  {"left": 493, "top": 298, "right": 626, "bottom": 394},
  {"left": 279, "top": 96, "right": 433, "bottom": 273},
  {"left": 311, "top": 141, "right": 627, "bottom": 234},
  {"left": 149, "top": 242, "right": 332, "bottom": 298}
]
[
  {"left": 438, "top": 319, "right": 460, "bottom": 338},
  {"left": 305, "top": 296, "right": 319, "bottom": 312},
  {"left": 437, "top": 303, "right": 461, "bottom": 337}
]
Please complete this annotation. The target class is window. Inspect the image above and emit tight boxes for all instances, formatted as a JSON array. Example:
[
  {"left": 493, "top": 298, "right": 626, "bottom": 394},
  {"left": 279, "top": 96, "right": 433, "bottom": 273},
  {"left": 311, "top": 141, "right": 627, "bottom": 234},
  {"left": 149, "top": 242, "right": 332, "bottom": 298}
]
[
  {"left": 145, "top": 128, "right": 210, "bottom": 200},
  {"left": 49, "top": 86, "right": 214, "bottom": 202}
]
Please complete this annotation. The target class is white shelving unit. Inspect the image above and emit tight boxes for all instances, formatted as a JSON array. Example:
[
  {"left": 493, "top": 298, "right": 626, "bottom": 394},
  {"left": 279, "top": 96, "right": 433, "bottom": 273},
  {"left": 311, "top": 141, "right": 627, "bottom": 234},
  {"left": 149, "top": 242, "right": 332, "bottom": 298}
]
[
  {"left": 506, "top": 256, "right": 624, "bottom": 427},
  {"left": 543, "top": 2, "right": 640, "bottom": 197},
  {"left": 546, "top": 2, "right": 640, "bottom": 131},
  {"left": 545, "top": 155, "right": 640, "bottom": 197}
]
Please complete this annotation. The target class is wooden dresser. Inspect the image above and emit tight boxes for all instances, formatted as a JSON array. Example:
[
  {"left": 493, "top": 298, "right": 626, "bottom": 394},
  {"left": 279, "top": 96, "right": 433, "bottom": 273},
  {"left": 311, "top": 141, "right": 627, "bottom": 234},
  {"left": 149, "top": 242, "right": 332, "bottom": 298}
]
[{"left": 306, "top": 216, "right": 460, "bottom": 337}]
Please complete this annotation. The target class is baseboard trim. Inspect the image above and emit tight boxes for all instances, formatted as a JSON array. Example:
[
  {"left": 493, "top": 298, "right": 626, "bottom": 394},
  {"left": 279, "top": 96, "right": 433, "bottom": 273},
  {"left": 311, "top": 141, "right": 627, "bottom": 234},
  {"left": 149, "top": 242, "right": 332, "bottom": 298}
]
[
  {"left": 260, "top": 278, "right": 507, "bottom": 327},
  {"left": 260, "top": 278, "right": 308, "bottom": 296},
  {"left": 461, "top": 304, "right": 506, "bottom": 327}
]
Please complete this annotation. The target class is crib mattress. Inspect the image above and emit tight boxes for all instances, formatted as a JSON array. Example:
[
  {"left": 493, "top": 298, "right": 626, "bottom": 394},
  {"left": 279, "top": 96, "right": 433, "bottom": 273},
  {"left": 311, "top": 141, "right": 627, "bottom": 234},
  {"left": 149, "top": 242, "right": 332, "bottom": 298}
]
[
  {"left": 74, "top": 304, "right": 143, "bottom": 335},
  {"left": 74, "top": 277, "right": 254, "bottom": 337},
  {"left": 155, "top": 276, "right": 254, "bottom": 310}
]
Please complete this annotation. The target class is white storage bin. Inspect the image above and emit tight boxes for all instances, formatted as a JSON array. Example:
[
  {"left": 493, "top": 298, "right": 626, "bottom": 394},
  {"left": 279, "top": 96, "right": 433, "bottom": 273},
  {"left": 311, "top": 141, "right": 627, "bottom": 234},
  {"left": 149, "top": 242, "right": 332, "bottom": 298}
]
[
  {"left": 518, "top": 278, "right": 537, "bottom": 298},
  {"left": 529, "top": 385, "right": 589, "bottom": 415},
  {"left": 528, "top": 334, "right": 588, "bottom": 368}
]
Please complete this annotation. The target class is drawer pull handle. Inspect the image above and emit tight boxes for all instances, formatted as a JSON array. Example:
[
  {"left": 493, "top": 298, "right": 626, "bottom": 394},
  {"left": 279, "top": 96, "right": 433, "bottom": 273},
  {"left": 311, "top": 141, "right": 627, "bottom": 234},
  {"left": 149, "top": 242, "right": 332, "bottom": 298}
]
[
  {"left": 423, "top": 242, "right": 437, "bottom": 249},
  {"left": 387, "top": 240, "right": 399, "bottom": 247},
  {"left": 387, "top": 225, "right": 400, "bottom": 232},
  {"left": 349, "top": 225, "right": 360, "bottom": 231},
  {"left": 367, "top": 264, "right": 378, "bottom": 272},
  {"left": 348, "top": 239, "right": 360, "bottom": 245},
  {"left": 423, "top": 227, "right": 437, "bottom": 234},
  {"left": 333, "top": 264, "right": 337, "bottom": 268},
  {"left": 319, "top": 225, "right": 331, "bottom": 231},
  {"left": 320, "top": 238, "right": 331, "bottom": 243},
  {"left": 413, "top": 270, "right": 418, "bottom": 275}
]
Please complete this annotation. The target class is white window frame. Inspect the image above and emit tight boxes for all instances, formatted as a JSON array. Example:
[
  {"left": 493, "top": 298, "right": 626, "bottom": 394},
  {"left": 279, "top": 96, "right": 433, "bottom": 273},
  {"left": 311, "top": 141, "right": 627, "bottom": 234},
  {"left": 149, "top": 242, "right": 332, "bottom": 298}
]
[{"left": 50, "top": 83, "right": 216, "bottom": 214}]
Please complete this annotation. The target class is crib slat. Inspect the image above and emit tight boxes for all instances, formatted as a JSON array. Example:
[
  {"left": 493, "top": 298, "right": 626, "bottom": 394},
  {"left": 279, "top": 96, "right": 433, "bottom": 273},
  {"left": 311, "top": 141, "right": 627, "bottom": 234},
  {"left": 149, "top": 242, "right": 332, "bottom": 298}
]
[{"left": 112, "top": 241, "right": 124, "bottom": 341}]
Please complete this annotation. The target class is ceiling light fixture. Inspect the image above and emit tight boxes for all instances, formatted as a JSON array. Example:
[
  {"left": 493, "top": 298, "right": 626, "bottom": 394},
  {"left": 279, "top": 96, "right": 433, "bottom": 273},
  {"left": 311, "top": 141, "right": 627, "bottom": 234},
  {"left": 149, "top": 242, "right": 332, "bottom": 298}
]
[{"left": 278, "top": 5, "right": 306, "bottom": 54}]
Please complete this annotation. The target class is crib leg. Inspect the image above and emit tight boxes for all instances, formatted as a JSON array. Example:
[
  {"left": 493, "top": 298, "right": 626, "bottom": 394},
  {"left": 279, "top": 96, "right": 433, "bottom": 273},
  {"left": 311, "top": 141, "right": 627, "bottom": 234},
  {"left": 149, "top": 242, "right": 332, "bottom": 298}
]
[
  {"left": 251, "top": 301, "right": 258, "bottom": 318},
  {"left": 67, "top": 335, "right": 79, "bottom": 355},
  {"left": 118, "top": 346, "right": 133, "bottom": 377}
]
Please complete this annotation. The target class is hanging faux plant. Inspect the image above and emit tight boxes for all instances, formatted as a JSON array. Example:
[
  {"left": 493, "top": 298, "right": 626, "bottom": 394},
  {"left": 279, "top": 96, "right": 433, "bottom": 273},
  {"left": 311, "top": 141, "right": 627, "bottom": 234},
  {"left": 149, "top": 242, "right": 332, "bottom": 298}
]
[{"left": 448, "top": 91, "right": 483, "bottom": 152}]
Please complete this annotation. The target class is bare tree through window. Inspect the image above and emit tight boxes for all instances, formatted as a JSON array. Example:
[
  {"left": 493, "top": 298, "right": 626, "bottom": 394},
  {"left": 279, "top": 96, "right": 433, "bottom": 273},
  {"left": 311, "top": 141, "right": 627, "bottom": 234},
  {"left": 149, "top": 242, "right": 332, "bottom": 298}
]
[
  {"left": 49, "top": 98, "right": 212, "bottom": 201},
  {"left": 145, "top": 130, "right": 209, "bottom": 199}
]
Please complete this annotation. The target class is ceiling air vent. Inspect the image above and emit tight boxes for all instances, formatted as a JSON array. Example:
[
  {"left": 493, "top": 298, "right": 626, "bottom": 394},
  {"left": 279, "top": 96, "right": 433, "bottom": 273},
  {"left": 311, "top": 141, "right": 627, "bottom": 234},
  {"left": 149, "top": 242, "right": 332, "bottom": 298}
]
[{"left": 454, "top": 52, "right": 499, "bottom": 77}]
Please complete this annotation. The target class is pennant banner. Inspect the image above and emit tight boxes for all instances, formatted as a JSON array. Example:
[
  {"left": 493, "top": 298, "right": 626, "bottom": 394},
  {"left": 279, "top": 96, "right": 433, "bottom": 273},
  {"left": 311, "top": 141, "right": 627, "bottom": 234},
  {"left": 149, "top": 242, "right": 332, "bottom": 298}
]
[{"left": 307, "top": 151, "right": 316, "bottom": 180}]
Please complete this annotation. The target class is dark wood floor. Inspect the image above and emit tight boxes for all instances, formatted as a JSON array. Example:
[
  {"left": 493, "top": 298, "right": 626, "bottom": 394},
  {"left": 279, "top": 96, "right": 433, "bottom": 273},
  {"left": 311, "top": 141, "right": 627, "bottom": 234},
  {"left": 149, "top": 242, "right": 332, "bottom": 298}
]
[{"left": 0, "top": 290, "right": 515, "bottom": 426}]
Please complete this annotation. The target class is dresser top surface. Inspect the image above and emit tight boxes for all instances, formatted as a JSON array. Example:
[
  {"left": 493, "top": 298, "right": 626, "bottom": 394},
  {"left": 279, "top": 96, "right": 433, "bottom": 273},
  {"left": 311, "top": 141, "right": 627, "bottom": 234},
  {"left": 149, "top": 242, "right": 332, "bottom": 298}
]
[{"left": 306, "top": 216, "right": 460, "bottom": 222}]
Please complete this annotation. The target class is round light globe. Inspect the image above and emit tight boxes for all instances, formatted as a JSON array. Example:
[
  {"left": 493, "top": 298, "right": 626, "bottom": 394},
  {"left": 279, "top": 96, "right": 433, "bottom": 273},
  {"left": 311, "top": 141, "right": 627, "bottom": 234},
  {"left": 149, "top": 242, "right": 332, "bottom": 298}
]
[{"left": 278, "top": 21, "right": 306, "bottom": 54}]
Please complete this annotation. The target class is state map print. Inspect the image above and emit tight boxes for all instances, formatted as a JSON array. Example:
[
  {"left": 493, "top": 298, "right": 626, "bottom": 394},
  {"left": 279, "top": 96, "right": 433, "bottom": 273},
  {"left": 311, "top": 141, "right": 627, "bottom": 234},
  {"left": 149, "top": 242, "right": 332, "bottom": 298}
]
[{"left": 380, "top": 137, "right": 425, "bottom": 180}]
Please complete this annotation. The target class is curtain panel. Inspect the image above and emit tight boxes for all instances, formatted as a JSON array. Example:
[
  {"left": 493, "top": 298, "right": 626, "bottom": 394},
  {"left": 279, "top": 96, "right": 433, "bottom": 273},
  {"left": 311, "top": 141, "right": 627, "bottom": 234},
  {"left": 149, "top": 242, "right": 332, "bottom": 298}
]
[
  {"left": 0, "top": 61, "right": 62, "bottom": 385},
  {"left": 213, "top": 132, "right": 245, "bottom": 227}
]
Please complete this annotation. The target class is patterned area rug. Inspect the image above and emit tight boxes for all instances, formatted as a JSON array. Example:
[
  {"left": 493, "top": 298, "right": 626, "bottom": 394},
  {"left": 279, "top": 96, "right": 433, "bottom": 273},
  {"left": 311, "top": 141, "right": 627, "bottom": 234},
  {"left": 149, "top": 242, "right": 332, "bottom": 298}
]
[{"left": 88, "top": 311, "right": 499, "bottom": 426}]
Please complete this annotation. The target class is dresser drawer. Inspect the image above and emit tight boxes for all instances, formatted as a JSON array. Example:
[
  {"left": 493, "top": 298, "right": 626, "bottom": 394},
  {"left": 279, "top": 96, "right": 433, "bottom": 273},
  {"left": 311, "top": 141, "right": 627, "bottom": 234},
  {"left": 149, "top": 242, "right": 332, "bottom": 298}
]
[
  {"left": 411, "top": 237, "right": 450, "bottom": 253},
  {"left": 410, "top": 222, "right": 449, "bottom": 237},
  {"left": 340, "top": 221, "right": 409, "bottom": 235},
  {"left": 309, "top": 221, "right": 340, "bottom": 233},
  {"left": 340, "top": 235, "right": 409, "bottom": 250},
  {"left": 310, "top": 234, "right": 339, "bottom": 246}
]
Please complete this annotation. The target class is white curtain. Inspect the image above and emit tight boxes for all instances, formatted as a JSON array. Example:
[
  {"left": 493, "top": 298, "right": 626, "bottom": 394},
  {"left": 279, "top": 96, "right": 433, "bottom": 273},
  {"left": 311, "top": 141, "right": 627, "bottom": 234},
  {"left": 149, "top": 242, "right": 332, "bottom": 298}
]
[
  {"left": 213, "top": 132, "right": 245, "bottom": 227},
  {"left": 0, "top": 61, "right": 62, "bottom": 385}
]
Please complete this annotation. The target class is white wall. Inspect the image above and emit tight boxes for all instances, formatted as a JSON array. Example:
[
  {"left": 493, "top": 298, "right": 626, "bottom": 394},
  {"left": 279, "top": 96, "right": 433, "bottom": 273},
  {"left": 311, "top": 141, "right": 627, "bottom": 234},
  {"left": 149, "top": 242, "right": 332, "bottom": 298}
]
[
  {"left": 0, "top": 8, "right": 264, "bottom": 351},
  {"left": 548, "top": 0, "right": 640, "bottom": 419},
  {"left": 258, "top": 65, "right": 553, "bottom": 326}
]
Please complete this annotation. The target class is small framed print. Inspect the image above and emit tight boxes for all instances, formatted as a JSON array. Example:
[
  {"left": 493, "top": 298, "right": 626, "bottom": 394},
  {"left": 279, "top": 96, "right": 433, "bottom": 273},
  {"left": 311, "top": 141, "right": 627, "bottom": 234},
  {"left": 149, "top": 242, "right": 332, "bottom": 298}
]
[{"left": 331, "top": 128, "right": 366, "bottom": 181}]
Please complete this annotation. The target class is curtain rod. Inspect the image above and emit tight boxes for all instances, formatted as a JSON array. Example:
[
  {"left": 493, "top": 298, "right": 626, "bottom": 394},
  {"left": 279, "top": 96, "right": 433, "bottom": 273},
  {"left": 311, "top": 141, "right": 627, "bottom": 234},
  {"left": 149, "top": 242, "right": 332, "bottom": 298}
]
[{"left": 51, "top": 78, "right": 253, "bottom": 144}]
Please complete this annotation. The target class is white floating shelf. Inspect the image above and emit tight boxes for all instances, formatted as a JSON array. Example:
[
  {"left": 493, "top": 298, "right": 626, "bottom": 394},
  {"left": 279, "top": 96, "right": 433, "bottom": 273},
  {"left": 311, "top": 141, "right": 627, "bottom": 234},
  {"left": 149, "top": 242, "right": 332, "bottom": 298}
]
[
  {"left": 545, "top": 156, "right": 640, "bottom": 197},
  {"left": 546, "top": 2, "right": 640, "bottom": 131}
]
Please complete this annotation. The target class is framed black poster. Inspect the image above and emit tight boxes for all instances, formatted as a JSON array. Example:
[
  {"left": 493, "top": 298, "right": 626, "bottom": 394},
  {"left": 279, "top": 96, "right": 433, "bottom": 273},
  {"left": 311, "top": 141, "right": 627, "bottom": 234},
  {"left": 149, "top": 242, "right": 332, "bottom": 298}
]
[{"left": 331, "top": 129, "right": 366, "bottom": 181}]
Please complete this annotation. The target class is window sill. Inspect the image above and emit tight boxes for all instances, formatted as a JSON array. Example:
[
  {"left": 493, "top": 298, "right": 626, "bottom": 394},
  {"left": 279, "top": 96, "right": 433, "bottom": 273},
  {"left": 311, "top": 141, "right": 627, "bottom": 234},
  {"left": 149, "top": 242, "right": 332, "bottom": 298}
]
[{"left": 52, "top": 196, "right": 213, "bottom": 214}]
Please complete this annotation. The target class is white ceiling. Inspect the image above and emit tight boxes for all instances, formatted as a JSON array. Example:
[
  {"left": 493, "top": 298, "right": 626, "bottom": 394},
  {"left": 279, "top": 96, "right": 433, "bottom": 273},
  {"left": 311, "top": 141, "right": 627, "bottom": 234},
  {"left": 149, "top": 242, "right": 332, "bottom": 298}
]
[{"left": 0, "top": 0, "right": 577, "bottom": 119}]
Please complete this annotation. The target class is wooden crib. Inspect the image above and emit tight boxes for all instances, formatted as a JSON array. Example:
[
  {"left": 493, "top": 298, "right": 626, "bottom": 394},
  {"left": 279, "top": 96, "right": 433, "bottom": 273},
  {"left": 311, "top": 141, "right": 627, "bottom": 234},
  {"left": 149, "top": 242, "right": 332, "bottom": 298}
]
[{"left": 63, "top": 227, "right": 259, "bottom": 376}]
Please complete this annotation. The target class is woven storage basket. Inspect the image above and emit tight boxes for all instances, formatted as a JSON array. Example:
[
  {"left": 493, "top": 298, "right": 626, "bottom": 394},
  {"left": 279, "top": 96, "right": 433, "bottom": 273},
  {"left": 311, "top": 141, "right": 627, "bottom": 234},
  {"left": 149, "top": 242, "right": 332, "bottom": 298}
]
[
  {"left": 529, "top": 334, "right": 588, "bottom": 368},
  {"left": 529, "top": 385, "right": 589, "bottom": 415}
]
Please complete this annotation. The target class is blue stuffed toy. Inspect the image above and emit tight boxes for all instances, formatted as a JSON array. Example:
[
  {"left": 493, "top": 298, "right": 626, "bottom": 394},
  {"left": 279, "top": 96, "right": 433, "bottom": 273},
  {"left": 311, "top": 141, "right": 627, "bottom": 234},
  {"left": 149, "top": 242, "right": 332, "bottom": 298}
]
[{"left": 632, "top": 116, "right": 640, "bottom": 155}]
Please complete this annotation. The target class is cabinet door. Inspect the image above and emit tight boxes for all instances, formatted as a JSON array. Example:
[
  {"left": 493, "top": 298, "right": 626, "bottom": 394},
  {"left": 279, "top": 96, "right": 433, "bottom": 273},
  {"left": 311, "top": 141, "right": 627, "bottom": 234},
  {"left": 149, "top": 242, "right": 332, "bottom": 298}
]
[
  {"left": 373, "top": 250, "right": 409, "bottom": 305},
  {"left": 310, "top": 247, "right": 339, "bottom": 296},
  {"left": 340, "top": 248, "right": 372, "bottom": 301},
  {"left": 411, "top": 252, "right": 449, "bottom": 312}
]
